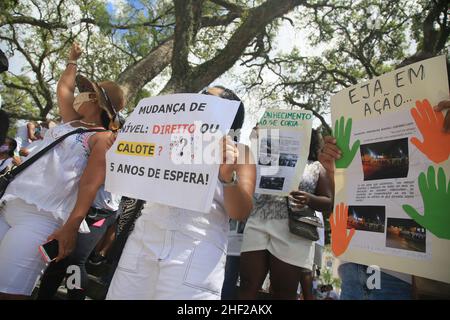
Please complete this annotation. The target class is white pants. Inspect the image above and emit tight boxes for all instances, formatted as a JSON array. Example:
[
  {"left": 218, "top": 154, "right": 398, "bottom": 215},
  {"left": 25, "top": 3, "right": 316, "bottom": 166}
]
[
  {"left": 107, "top": 217, "right": 227, "bottom": 300},
  {"left": 0, "top": 198, "right": 61, "bottom": 295}
]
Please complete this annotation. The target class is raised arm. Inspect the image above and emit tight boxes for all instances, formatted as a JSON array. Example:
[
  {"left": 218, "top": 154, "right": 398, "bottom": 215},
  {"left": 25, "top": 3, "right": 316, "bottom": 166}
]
[
  {"left": 221, "top": 139, "right": 256, "bottom": 221},
  {"left": 47, "top": 132, "right": 114, "bottom": 261},
  {"left": 57, "top": 43, "right": 83, "bottom": 123},
  {"left": 317, "top": 135, "right": 341, "bottom": 196}
]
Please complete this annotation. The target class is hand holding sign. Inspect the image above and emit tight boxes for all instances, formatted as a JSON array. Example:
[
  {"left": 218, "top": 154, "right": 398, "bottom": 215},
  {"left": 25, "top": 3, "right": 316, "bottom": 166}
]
[
  {"left": 334, "top": 117, "right": 360, "bottom": 169},
  {"left": 434, "top": 98, "right": 450, "bottom": 132},
  {"left": 219, "top": 135, "right": 239, "bottom": 182},
  {"left": 106, "top": 131, "right": 117, "bottom": 149},
  {"left": 402, "top": 166, "right": 450, "bottom": 240},
  {"left": 410, "top": 99, "right": 450, "bottom": 163},
  {"left": 330, "top": 202, "right": 355, "bottom": 257},
  {"left": 318, "top": 136, "right": 342, "bottom": 174}
]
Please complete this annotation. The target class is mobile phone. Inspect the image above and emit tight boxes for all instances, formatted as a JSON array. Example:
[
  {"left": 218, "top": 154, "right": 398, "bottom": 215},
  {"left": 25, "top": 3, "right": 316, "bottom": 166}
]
[{"left": 39, "top": 239, "right": 59, "bottom": 263}]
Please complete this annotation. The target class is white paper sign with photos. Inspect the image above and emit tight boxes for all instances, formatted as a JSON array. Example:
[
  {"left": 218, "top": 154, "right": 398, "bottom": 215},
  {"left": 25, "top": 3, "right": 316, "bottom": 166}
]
[
  {"left": 105, "top": 93, "right": 239, "bottom": 213},
  {"left": 330, "top": 55, "right": 450, "bottom": 283},
  {"left": 254, "top": 109, "right": 313, "bottom": 196}
]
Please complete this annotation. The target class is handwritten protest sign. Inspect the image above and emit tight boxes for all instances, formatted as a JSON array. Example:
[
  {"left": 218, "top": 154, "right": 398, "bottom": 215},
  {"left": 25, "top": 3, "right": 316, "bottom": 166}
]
[
  {"left": 330, "top": 55, "right": 450, "bottom": 283},
  {"left": 105, "top": 93, "right": 239, "bottom": 213},
  {"left": 255, "top": 109, "right": 313, "bottom": 196}
]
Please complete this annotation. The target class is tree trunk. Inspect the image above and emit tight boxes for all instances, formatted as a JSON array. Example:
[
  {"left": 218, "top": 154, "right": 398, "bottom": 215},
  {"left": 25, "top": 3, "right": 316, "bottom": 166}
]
[
  {"left": 161, "top": 0, "right": 306, "bottom": 94},
  {"left": 116, "top": 38, "right": 174, "bottom": 105}
]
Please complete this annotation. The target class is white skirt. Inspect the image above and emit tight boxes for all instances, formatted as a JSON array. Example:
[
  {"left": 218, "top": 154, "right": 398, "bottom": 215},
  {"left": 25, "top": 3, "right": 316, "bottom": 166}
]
[
  {"left": 0, "top": 198, "right": 62, "bottom": 295},
  {"left": 241, "top": 216, "right": 315, "bottom": 270}
]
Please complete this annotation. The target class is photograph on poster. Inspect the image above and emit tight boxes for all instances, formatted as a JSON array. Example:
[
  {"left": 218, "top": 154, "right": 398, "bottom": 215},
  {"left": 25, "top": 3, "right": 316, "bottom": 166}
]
[
  {"left": 259, "top": 153, "right": 279, "bottom": 166},
  {"left": 360, "top": 138, "right": 409, "bottom": 181},
  {"left": 278, "top": 153, "right": 298, "bottom": 167},
  {"left": 259, "top": 137, "right": 279, "bottom": 155},
  {"left": 347, "top": 205, "right": 386, "bottom": 233},
  {"left": 386, "top": 218, "right": 426, "bottom": 253},
  {"left": 259, "top": 176, "right": 285, "bottom": 190}
]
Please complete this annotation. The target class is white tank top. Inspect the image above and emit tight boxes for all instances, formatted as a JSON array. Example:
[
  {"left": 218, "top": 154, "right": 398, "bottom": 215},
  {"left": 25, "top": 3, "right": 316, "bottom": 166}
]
[
  {"left": 3, "top": 122, "right": 101, "bottom": 222},
  {"left": 140, "top": 183, "right": 229, "bottom": 250}
]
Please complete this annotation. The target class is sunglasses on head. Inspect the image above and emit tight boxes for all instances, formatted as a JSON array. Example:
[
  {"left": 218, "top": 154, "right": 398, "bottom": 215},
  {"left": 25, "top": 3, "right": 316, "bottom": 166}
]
[{"left": 99, "top": 86, "right": 122, "bottom": 131}]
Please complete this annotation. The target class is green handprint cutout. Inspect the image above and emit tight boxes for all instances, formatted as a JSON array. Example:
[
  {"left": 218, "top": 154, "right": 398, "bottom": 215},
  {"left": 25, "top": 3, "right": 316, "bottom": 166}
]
[
  {"left": 334, "top": 116, "right": 360, "bottom": 168},
  {"left": 402, "top": 166, "right": 450, "bottom": 240}
]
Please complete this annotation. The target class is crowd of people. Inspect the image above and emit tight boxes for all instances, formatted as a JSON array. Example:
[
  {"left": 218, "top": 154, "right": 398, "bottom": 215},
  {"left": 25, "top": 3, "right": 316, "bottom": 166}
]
[{"left": 0, "top": 42, "right": 449, "bottom": 300}]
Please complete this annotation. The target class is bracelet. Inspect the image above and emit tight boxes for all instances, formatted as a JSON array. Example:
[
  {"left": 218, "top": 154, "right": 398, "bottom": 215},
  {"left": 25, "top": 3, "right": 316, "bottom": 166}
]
[
  {"left": 219, "top": 170, "right": 238, "bottom": 187},
  {"left": 67, "top": 60, "right": 77, "bottom": 67}
]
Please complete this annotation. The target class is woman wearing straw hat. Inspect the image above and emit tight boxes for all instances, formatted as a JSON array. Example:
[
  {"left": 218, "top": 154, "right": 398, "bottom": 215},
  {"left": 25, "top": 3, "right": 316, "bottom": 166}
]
[{"left": 0, "top": 43, "right": 126, "bottom": 299}]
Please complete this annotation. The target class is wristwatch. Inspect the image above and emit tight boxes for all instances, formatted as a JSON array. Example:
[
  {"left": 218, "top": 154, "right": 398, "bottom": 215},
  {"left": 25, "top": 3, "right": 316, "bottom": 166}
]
[{"left": 219, "top": 170, "right": 238, "bottom": 187}]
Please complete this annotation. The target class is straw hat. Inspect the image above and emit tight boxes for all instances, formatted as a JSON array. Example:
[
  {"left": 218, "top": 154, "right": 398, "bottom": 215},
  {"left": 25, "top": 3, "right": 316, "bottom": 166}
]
[{"left": 75, "top": 75, "right": 126, "bottom": 129}]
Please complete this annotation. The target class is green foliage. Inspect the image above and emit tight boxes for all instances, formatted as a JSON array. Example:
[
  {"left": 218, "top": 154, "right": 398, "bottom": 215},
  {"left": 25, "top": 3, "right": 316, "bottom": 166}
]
[
  {"left": 0, "top": 0, "right": 170, "bottom": 120},
  {"left": 320, "top": 266, "right": 341, "bottom": 289},
  {"left": 0, "top": 0, "right": 447, "bottom": 124},
  {"left": 237, "top": 0, "right": 446, "bottom": 127},
  {"left": 0, "top": 0, "right": 18, "bottom": 12}
]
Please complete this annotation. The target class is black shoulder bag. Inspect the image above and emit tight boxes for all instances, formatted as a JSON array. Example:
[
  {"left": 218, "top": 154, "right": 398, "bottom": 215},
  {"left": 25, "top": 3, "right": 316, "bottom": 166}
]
[
  {"left": 286, "top": 197, "right": 323, "bottom": 241},
  {"left": 0, "top": 127, "right": 106, "bottom": 199}
]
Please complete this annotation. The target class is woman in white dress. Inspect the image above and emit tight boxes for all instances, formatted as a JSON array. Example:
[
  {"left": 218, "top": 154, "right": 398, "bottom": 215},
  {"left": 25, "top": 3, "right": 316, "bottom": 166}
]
[{"left": 0, "top": 43, "right": 125, "bottom": 299}]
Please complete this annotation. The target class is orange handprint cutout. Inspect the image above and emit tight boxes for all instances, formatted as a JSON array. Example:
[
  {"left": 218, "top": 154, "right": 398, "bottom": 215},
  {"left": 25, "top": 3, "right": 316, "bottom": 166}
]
[
  {"left": 330, "top": 203, "right": 355, "bottom": 257},
  {"left": 410, "top": 99, "right": 450, "bottom": 163}
]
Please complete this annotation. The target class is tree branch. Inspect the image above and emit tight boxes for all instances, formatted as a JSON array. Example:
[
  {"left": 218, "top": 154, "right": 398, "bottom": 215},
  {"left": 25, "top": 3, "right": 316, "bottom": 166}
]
[
  {"left": 422, "top": 0, "right": 449, "bottom": 54},
  {"left": 162, "top": 0, "right": 308, "bottom": 93},
  {"left": 0, "top": 13, "right": 175, "bottom": 30},
  {"left": 0, "top": 7, "right": 242, "bottom": 31},
  {"left": 201, "top": 12, "right": 240, "bottom": 27},
  {"left": 3, "top": 109, "right": 43, "bottom": 121},
  {"left": 2, "top": 81, "right": 43, "bottom": 112},
  {"left": 285, "top": 95, "right": 331, "bottom": 133},
  {"left": 170, "top": 0, "right": 202, "bottom": 88},
  {"left": 209, "top": 0, "right": 244, "bottom": 14},
  {"left": 116, "top": 37, "right": 174, "bottom": 103},
  {"left": 116, "top": 6, "right": 241, "bottom": 103}
]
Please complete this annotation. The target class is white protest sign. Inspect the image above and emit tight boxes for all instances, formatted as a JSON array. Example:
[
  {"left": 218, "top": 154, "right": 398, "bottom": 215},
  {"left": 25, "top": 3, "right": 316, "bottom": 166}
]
[
  {"left": 255, "top": 109, "right": 313, "bottom": 196},
  {"left": 330, "top": 55, "right": 450, "bottom": 283},
  {"left": 105, "top": 93, "right": 239, "bottom": 213}
]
